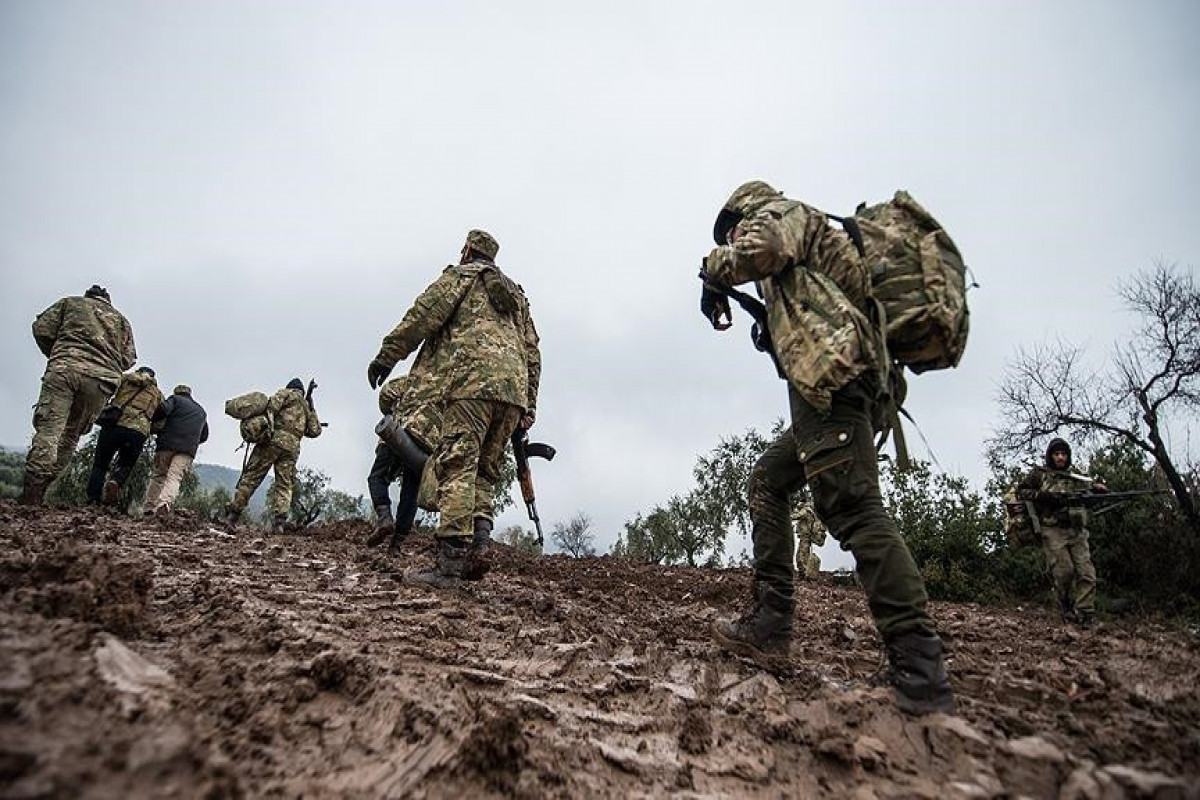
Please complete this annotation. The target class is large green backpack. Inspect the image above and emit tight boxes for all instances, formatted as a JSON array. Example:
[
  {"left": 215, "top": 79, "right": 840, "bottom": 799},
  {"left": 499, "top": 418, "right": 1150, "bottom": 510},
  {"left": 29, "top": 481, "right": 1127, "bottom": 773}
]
[
  {"left": 224, "top": 391, "right": 272, "bottom": 444},
  {"left": 834, "top": 191, "right": 971, "bottom": 374}
]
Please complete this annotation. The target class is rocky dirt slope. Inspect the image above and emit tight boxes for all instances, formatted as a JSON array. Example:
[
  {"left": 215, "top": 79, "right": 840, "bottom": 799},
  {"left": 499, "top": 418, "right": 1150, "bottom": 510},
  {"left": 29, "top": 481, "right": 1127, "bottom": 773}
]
[{"left": 1, "top": 502, "right": 1197, "bottom": 798}]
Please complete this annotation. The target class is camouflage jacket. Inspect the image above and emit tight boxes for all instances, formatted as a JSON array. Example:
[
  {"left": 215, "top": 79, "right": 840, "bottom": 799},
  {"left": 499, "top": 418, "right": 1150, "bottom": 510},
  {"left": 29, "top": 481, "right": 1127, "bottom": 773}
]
[
  {"left": 374, "top": 260, "right": 541, "bottom": 413},
  {"left": 109, "top": 370, "right": 165, "bottom": 437},
  {"left": 704, "top": 191, "right": 881, "bottom": 413},
  {"left": 1017, "top": 466, "right": 1095, "bottom": 529},
  {"left": 267, "top": 387, "right": 322, "bottom": 455},
  {"left": 32, "top": 295, "right": 137, "bottom": 386}
]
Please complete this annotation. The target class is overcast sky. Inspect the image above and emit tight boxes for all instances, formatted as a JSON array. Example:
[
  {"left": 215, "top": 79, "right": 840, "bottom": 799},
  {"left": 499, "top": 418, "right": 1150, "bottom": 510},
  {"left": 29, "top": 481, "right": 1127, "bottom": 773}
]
[{"left": 2, "top": 1, "right": 1197, "bottom": 566}]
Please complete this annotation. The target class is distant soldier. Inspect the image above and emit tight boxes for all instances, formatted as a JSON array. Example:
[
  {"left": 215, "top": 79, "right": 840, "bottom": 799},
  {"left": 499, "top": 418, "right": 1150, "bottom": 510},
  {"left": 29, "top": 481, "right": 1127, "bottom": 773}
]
[
  {"left": 86, "top": 366, "right": 163, "bottom": 507},
  {"left": 700, "top": 180, "right": 954, "bottom": 715},
  {"left": 21, "top": 285, "right": 137, "bottom": 505},
  {"left": 222, "top": 379, "right": 322, "bottom": 532},
  {"left": 368, "top": 229, "right": 541, "bottom": 588},
  {"left": 144, "top": 384, "right": 209, "bottom": 515},
  {"left": 793, "top": 503, "right": 826, "bottom": 579},
  {"left": 1016, "top": 438, "right": 1105, "bottom": 626}
]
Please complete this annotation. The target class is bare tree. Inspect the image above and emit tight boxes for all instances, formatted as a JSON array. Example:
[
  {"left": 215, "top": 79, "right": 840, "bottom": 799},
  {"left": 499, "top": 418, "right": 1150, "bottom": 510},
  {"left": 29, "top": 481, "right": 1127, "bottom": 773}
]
[
  {"left": 550, "top": 511, "right": 596, "bottom": 558},
  {"left": 991, "top": 261, "right": 1198, "bottom": 529}
]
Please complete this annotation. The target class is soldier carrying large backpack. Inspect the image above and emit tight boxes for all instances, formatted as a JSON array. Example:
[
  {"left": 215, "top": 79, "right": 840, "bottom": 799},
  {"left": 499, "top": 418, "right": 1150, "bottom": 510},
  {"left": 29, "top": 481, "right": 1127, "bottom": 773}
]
[
  {"left": 698, "top": 179, "right": 970, "bottom": 716},
  {"left": 222, "top": 378, "right": 323, "bottom": 532}
]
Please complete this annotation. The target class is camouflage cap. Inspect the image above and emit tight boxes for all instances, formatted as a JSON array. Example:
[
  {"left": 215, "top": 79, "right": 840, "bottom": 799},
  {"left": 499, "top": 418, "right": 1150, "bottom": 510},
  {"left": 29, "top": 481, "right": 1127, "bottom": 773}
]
[
  {"left": 713, "top": 180, "right": 784, "bottom": 244},
  {"left": 465, "top": 229, "right": 499, "bottom": 260},
  {"left": 173, "top": 384, "right": 191, "bottom": 396}
]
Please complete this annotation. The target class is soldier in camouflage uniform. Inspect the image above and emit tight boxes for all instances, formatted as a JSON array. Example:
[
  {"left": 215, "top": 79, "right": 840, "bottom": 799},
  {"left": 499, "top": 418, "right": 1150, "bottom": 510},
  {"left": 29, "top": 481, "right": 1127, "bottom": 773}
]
[
  {"left": 86, "top": 365, "right": 164, "bottom": 507},
  {"left": 368, "top": 229, "right": 541, "bottom": 588},
  {"left": 793, "top": 503, "right": 826, "bottom": 580},
  {"left": 1017, "top": 438, "right": 1105, "bottom": 626},
  {"left": 701, "top": 180, "right": 954, "bottom": 715},
  {"left": 21, "top": 285, "right": 137, "bottom": 504},
  {"left": 222, "top": 379, "right": 323, "bottom": 532}
]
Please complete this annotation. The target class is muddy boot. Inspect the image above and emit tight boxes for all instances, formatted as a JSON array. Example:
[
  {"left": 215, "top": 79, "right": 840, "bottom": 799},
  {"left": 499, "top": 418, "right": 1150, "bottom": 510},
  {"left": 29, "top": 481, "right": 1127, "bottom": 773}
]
[
  {"left": 712, "top": 584, "right": 793, "bottom": 664},
  {"left": 102, "top": 479, "right": 122, "bottom": 506},
  {"left": 1059, "top": 593, "right": 1080, "bottom": 625},
  {"left": 1076, "top": 610, "right": 1096, "bottom": 629},
  {"left": 270, "top": 514, "right": 293, "bottom": 533},
  {"left": 366, "top": 505, "right": 394, "bottom": 547},
  {"left": 221, "top": 507, "right": 241, "bottom": 527},
  {"left": 408, "top": 538, "right": 468, "bottom": 590},
  {"left": 18, "top": 474, "right": 48, "bottom": 506},
  {"left": 462, "top": 518, "right": 494, "bottom": 581},
  {"left": 886, "top": 631, "right": 956, "bottom": 716}
]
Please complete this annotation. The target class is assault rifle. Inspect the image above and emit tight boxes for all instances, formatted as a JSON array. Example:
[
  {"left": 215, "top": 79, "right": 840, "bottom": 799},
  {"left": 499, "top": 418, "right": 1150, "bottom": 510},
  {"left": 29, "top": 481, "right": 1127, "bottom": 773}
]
[
  {"left": 1064, "top": 488, "right": 1168, "bottom": 516},
  {"left": 306, "top": 379, "right": 329, "bottom": 428},
  {"left": 511, "top": 428, "right": 556, "bottom": 547}
]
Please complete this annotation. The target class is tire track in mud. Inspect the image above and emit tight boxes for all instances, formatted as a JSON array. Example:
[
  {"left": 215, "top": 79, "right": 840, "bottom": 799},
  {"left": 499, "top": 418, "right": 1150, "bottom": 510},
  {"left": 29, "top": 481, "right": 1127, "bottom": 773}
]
[{"left": 1, "top": 503, "right": 1197, "bottom": 798}]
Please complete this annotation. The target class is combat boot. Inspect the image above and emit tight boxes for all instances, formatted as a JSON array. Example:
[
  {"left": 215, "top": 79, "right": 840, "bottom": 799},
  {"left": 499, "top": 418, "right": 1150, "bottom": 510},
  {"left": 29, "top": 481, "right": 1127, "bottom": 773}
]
[
  {"left": 408, "top": 538, "right": 469, "bottom": 590},
  {"left": 885, "top": 630, "right": 956, "bottom": 716},
  {"left": 18, "top": 474, "right": 48, "bottom": 506},
  {"left": 102, "top": 479, "right": 121, "bottom": 506},
  {"left": 712, "top": 584, "right": 794, "bottom": 664},
  {"left": 270, "top": 514, "right": 293, "bottom": 533},
  {"left": 1059, "top": 593, "right": 1080, "bottom": 625},
  {"left": 366, "top": 505, "right": 394, "bottom": 547},
  {"left": 462, "top": 518, "right": 494, "bottom": 581},
  {"left": 221, "top": 508, "right": 241, "bottom": 527}
]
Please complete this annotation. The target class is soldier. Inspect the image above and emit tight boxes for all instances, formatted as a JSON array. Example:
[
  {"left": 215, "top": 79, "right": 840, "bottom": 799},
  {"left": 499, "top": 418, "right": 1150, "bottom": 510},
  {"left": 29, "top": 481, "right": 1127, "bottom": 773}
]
[
  {"left": 222, "top": 378, "right": 322, "bottom": 532},
  {"left": 86, "top": 366, "right": 164, "bottom": 507},
  {"left": 368, "top": 229, "right": 541, "bottom": 588},
  {"left": 793, "top": 503, "right": 826, "bottom": 579},
  {"left": 144, "top": 384, "right": 209, "bottom": 515},
  {"left": 21, "top": 285, "right": 137, "bottom": 505},
  {"left": 701, "top": 180, "right": 954, "bottom": 715},
  {"left": 1016, "top": 438, "right": 1104, "bottom": 626}
]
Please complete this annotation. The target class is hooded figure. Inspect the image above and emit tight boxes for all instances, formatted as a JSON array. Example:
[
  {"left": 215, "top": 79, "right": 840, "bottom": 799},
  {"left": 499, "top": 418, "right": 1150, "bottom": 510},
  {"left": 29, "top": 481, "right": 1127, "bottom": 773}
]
[
  {"left": 702, "top": 179, "right": 954, "bottom": 716},
  {"left": 1017, "top": 438, "right": 1102, "bottom": 626}
]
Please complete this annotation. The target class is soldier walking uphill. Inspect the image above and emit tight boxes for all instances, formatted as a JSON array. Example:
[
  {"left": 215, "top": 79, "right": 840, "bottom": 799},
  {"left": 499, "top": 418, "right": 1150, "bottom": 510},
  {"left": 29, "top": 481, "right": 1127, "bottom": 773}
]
[
  {"left": 222, "top": 379, "right": 323, "bottom": 532},
  {"left": 1017, "top": 438, "right": 1105, "bottom": 626},
  {"left": 368, "top": 229, "right": 541, "bottom": 588},
  {"left": 21, "top": 285, "right": 137, "bottom": 505},
  {"left": 144, "top": 384, "right": 209, "bottom": 515},
  {"left": 700, "top": 181, "right": 954, "bottom": 715},
  {"left": 86, "top": 366, "right": 163, "bottom": 507}
]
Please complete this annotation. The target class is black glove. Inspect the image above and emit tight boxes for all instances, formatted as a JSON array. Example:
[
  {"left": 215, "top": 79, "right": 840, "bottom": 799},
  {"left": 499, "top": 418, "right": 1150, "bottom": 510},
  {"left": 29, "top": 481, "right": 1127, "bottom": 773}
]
[
  {"left": 700, "top": 285, "right": 732, "bottom": 330},
  {"left": 367, "top": 359, "right": 393, "bottom": 389}
]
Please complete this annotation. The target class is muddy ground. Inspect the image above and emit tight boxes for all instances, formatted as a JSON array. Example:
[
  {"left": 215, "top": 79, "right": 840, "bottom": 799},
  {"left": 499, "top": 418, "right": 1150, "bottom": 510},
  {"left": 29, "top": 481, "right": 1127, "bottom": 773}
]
[{"left": 1, "top": 502, "right": 1197, "bottom": 798}]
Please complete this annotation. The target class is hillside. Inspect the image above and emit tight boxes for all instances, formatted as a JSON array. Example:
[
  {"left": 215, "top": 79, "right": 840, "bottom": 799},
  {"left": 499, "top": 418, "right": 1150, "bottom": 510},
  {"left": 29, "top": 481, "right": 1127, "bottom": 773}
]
[{"left": 1, "top": 501, "right": 1196, "bottom": 797}]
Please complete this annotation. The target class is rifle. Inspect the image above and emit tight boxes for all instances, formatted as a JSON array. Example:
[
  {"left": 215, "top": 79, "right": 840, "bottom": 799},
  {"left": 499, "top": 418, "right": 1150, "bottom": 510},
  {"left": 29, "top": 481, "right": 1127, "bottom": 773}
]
[
  {"left": 511, "top": 427, "right": 556, "bottom": 547},
  {"left": 305, "top": 379, "right": 330, "bottom": 428},
  {"left": 1064, "top": 488, "right": 1169, "bottom": 516}
]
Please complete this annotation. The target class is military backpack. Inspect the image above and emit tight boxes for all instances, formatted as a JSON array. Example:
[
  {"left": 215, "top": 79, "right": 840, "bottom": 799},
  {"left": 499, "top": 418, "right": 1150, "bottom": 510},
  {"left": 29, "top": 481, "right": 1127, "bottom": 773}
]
[
  {"left": 832, "top": 190, "right": 971, "bottom": 374},
  {"left": 1002, "top": 489, "right": 1041, "bottom": 547},
  {"left": 224, "top": 391, "right": 272, "bottom": 444}
]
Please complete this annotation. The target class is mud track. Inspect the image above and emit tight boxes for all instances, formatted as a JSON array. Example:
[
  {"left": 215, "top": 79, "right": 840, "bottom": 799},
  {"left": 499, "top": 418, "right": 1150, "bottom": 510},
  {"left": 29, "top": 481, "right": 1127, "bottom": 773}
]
[{"left": 1, "top": 502, "right": 1197, "bottom": 798}]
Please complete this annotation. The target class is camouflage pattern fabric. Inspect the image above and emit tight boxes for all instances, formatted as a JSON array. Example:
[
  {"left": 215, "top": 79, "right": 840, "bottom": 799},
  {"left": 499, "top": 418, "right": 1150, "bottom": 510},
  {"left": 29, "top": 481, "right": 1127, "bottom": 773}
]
[
  {"left": 228, "top": 442, "right": 298, "bottom": 517},
  {"left": 432, "top": 398, "right": 522, "bottom": 538},
  {"left": 465, "top": 229, "right": 499, "bottom": 260},
  {"left": 373, "top": 260, "right": 541, "bottom": 414},
  {"left": 1017, "top": 465, "right": 1094, "bottom": 529},
  {"left": 108, "top": 370, "right": 165, "bottom": 436},
  {"left": 32, "top": 295, "right": 136, "bottom": 385},
  {"left": 265, "top": 387, "right": 322, "bottom": 455},
  {"left": 703, "top": 181, "right": 881, "bottom": 412},
  {"left": 378, "top": 375, "right": 410, "bottom": 416},
  {"left": 1041, "top": 525, "right": 1097, "bottom": 615},
  {"left": 793, "top": 504, "right": 827, "bottom": 579},
  {"left": 25, "top": 367, "right": 115, "bottom": 481}
]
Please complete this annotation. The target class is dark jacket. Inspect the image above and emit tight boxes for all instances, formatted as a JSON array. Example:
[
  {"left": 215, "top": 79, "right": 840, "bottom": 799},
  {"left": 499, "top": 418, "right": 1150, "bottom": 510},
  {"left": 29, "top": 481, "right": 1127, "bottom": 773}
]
[{"left": 153, "top": 392, "right": 209, "bottom": 457}]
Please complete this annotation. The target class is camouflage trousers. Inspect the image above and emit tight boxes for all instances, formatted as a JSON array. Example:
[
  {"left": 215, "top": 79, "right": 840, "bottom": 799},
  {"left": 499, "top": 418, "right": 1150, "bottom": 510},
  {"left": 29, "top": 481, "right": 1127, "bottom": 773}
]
[
  {"left": 26, "top": 366, "right": 115, "bottom": 482},
  {"left": 1041, "top": 525, "right": 1097, "bottom": 614},
  {"left": 228, "top": 442, "right": 298, "bottom": 517},
  {"left": 748, "top": 377, "right": 933, "bottom": 641},
  {"left": 433, "top": 398, "right": 522, "bottom": 540}
]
